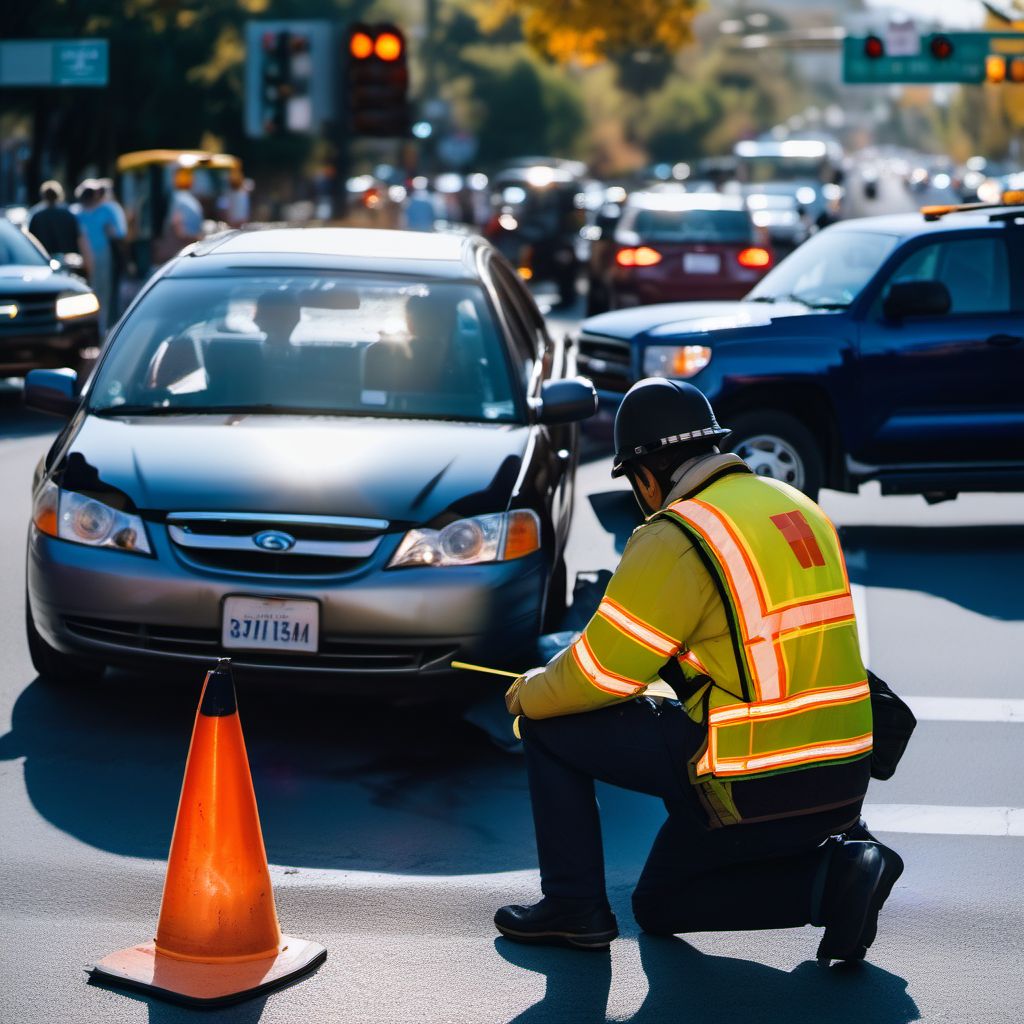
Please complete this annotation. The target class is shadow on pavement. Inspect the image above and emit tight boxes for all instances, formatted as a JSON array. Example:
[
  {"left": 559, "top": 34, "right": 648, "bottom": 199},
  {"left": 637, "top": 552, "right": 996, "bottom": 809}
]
[
  {"left": 496, "top": 934, "right": 919, "bottom": 1024},
  {"left": 588, "top": 490, "right": 641, "bottom": 554},
  {"left": 840, "top": 524, "right": 1024, "bottom": 621}
]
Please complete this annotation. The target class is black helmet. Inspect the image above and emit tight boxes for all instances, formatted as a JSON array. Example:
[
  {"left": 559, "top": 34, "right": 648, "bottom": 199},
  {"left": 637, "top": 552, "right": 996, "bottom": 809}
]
[{"left": 612, "top": 378, "right": 730, "bottom": 478}]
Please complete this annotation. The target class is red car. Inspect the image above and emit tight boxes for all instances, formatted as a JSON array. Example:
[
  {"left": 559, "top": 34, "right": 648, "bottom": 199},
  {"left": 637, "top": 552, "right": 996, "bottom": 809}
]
[{"left": 586, "top": 191, "right": 774, "bottom": 313}]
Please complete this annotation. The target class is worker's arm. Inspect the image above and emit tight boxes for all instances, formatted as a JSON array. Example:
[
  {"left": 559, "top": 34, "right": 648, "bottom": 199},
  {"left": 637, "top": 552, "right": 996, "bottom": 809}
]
[{"left": 511, "top": 519, "right": 714, "bottom": 719}]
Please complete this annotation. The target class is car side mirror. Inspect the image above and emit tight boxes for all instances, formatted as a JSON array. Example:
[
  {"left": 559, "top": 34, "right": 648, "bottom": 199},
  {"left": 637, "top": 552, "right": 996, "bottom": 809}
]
[
  {"left": 883, "top": 280, "right": 952, "bottom": 322},
  {"left": 534, "top": 377, "right": 597, "bottom": 425},
  {"left": 24, "top": 368, "right": 79, "bottom": 417}
]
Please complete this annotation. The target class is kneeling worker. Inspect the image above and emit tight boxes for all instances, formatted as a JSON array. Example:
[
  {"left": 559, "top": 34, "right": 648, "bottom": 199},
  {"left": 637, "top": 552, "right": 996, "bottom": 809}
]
[{"left": 496, "top": 378, "right": 903, "bottom": 963}]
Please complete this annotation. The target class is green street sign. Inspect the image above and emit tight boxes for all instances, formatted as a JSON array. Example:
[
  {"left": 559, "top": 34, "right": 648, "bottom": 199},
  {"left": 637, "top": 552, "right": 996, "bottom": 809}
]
[
  {"left": 54, "top": 40, "right": 108, "bottom": 86},
  {"left": 0, "top": 39, "right": 108, "bottom": 88},
  {"left": 844, "top": 32, "right": 993, "bottom": 84}
]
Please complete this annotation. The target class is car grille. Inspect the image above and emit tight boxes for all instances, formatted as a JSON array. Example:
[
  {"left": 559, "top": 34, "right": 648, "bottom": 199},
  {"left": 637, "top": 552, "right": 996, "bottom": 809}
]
[
  {"left": 64, "top": 616, "right": 456, "bottom": 672},
  {"left": 166, "top": 512, "right": 388, "bottom": 577},
  {"left": 577, "top": 333, "right": 632, "bottom": 393},
  {"left": 0, "top": 293, "right": 56, "bottom": 330}
]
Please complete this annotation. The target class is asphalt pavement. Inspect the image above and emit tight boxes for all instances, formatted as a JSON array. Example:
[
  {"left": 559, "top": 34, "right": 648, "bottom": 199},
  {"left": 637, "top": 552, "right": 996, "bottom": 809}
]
[{"left": 2, "top": 271, "right": 1023, "bottom": 1023}]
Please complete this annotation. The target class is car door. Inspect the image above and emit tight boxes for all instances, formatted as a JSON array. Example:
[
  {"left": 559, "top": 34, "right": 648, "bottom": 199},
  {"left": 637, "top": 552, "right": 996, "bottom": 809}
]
[
  {"left": 489, "top": 258, "right": 574, "bottom": 558},
  {"left": 856, "top": 230, "right": 1024, "bottom": 465}
]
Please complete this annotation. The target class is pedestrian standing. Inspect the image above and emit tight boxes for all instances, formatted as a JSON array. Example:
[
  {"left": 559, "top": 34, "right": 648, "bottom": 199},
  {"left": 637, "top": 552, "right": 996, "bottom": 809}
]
[
  {"left": 75, "top": 179, "right": 125, "bottom": 334},
  {"left": 220, "top": 170, "right": 252, "bottom": 229},
  {"left": 27, "top": 181, "right": 87, "bottom": 263},
  {"left": 164, "top": 169, "right": 204, "bottom": 248},
  {"left": 97, "top": 178, "right": 128, "bottom": 321},
  {"left": 496, "top": 378, "right": 903, "bottom": 964}
]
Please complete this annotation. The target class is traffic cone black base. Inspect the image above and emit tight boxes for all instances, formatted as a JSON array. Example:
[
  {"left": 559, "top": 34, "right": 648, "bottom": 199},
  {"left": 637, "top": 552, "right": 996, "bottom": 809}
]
[{"left": 89, "top": 936, "right": 327, "bottom": 1008}]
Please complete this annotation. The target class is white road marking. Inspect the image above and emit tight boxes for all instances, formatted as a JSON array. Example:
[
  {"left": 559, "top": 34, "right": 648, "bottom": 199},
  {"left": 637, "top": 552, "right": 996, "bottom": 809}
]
[
  {"left": 851, "top": 582, "right": 870, "bottom": 666},
  {"left": 904, "top": 696, "right": 1024, "bottom": 723},
  {"left": 863, "top": 803, "right": 1024, "bottom": 837}
]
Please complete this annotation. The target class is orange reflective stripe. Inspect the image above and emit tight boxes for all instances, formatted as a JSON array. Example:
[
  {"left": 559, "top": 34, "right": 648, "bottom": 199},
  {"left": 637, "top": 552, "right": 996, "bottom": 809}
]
[
  {"left": 597, "top": 597, "right": 679, "bottom": 658},
  {"left": 679, "top": 649, "right": 710, "bottom": 675},
  {"left": 571, "top": 634, "right": 642, "bottom": 697},
  {"left": 762, "top": 593, "right": 855, "bottom": 638},
  {"left": 710, "top": 733, "right": 873, "bottom": 777},
  {"left": 709, "top": 680, "right": 870, "bottom": 725}
]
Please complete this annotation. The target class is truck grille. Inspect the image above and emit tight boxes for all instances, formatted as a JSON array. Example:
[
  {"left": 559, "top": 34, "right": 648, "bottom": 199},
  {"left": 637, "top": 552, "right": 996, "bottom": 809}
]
[
  {"left": 576, "top": 333, "right": 632, "bottom": 393},
  {"left": 166, "top": 512, "right": 388, "bottom": 577},
  {"left": 0, "top": 293, "right": 56, "bottom": 329}
]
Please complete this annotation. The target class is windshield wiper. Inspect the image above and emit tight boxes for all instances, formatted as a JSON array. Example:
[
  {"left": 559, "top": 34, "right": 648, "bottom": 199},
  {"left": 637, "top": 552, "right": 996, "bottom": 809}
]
[
  {"left": 91, "top": 405, "right": 205, "bottom": 417},
  {"left": 783, "top": 293, "right": 850, "bottom": 311},
  {"left": 747, "top": 295, "right": 777, "bottom": 303}
]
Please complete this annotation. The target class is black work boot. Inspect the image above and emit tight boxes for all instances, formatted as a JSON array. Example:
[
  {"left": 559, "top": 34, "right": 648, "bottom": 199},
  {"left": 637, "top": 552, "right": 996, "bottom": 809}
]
[
  {"left": 816, "top": 835, "right": 904, "bottom": 965},
  {"left": 494, "top": 896, "right": 619, "bottom": 950}
]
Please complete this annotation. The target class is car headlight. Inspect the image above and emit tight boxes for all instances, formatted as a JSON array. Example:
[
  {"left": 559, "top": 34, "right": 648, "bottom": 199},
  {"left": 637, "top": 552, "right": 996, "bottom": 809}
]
[
  {"left": 387, "top": 510, "right": 541, "bottom": 569},
  {"left": 32, "top": 481, "right": 151, "bottom": 555},
  {"left": 56, "top": 292, "right": 100, "bottom": 319},
  {"left": 643, "top": 345, "right": 712, "bottom": 379}
]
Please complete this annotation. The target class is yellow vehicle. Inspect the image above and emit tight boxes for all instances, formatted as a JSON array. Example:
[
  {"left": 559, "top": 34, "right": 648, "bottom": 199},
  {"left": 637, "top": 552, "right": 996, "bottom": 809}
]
[{"left": 115, "top": 150, "right": 243, "bottom": 274}]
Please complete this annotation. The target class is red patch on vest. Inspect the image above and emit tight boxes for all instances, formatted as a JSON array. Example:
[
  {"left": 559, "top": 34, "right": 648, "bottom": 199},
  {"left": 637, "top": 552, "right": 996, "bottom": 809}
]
[{"left": 770, "top": 510, "right": 826, "bottom": 569}]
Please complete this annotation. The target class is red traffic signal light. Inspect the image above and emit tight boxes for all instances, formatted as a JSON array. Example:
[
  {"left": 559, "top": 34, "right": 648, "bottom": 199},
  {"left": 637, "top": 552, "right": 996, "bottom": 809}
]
[
  {"left": 375, "top": 32, "right": 403, "bottom": 62},
  {"left": 930, "top": 35, "right": 954, "bottom": 60},
  {"left": 864, "top": 35, "right": 885, "bottom": 59}
]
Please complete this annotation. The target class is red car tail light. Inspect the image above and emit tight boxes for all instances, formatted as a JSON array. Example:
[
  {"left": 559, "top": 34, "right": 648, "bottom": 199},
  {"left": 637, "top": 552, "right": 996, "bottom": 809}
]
[
  {"left": 737, "top": 247, "right": 773, "bottom": 269},
  {"left": 616, "top": 246, "right": 662, "bottom": 268}
]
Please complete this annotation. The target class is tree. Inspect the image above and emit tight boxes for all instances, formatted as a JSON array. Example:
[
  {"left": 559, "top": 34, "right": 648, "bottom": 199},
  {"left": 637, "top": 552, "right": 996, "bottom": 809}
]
[{"left": 469, "top": 0, "right": 702, "bottom": 64}]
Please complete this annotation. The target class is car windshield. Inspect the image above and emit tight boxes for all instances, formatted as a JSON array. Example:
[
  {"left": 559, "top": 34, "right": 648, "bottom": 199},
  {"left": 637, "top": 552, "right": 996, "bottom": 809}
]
[
  {"left": 627, "top": 207, "right": 752, "bottom": 244},
  {"left": 0, "top": 223, "right": 47, "bottom": 266},
  {"left": 747, "top": 229, "right": 899, "bottom": 309},
  {"left": 88, "top": 274, "right": 519, "bottom": 423}
]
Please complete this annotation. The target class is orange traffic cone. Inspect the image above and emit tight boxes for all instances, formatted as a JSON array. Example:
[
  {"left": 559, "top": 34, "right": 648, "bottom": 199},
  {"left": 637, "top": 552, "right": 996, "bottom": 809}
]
[{"left": 89, "top": 660, "right": 326, "bottom": 1007}]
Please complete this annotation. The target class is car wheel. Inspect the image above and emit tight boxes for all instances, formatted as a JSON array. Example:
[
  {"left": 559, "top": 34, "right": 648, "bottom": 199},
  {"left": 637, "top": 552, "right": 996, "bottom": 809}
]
[
  {"left": 542, "top": 555, "right": 569, "bottom": 633},
  {"left": 727, "top": 411, "right": 824, "bottom": 501},
  {"left": 25, "top": 604, "right": 105, "bottom": 685}
]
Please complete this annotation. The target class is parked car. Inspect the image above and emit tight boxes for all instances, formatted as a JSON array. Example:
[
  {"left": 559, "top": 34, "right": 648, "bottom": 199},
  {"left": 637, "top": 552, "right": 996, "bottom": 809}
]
[
  {"left": 585, "top": 191, "right": 774, "bottom": 315},
  {"left": 25, "top": 228, "right": 596, "bottom": 690},
  {"left": 743, "top": 188, "right": 811, "bottom": 254},
  {"left": 577, "top": 203, "right": 1024, "bottom": 501},
  {"left": 0, "top": 219, "right": 100, "bottom": 377}
]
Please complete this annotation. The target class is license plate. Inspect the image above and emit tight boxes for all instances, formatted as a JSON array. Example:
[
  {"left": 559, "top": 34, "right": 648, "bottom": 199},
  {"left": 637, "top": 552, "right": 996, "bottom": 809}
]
[
  {"left": 684, "top": 253, "right": 721, "bottom": 274},
  {"left": 222, "top": 597, "right": 319, "bottom": 653}
]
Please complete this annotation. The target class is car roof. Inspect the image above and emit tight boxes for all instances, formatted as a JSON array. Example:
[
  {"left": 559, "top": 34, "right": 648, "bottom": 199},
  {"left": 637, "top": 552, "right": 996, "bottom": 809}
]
[
  {"left": 626, "top": 191, "right": 746, "bottom": 212},
  {"left": 828, "top": 208, "right": 1024, "bottom": 239},
  {"left": 168, "top": 227, "right": 483, "bottom": 279}
]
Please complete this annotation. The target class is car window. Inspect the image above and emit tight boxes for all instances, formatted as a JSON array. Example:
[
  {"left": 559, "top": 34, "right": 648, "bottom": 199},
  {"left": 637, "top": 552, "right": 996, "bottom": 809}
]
[
  {"left": 88, "top": 274, "right": 519, "bottom": 423},
  {"left": 490, "top": 260, "right": 538, "bottom": 390},
  {"left": 0, "top": 223, "right": 47, "bottom": 266},
  {"left": 625, "top": 207, "right": 753, "bottom": 244},
  {"left": 881, "top": 236, "right": 1010, "bottom": 315}
]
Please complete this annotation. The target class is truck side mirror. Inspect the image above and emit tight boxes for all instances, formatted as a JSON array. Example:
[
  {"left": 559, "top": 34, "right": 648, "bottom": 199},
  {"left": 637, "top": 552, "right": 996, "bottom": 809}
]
[
  {"left": 883, "top": 280, "right": 952, "bottom": 322},
  {"left": 534, "top": 377, "right": 597, "bottom": 424}
]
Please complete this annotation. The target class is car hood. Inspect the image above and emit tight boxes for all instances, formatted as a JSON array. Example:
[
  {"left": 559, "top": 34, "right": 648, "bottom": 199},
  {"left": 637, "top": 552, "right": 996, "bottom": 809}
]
[
  {"left": 0, "top": 264, "right": 84, "bottom": 295},
  {"left": 583, "top": 300, "right": 812, "bottom": 341},
  {"left": 60, "top": 415, "right": 530, "bottom": 525}
]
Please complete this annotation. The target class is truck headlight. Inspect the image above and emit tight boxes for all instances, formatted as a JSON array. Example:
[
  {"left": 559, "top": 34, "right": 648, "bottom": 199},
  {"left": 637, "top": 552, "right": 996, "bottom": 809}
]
[
  {"left": 32, "top": 481, "right": 151, "bottom": 555},
  {"left": 56, "top": 292, "right": 100, "bottom": 319},
  {"left": 388, "top": 510, "right": 541, "bottom": 569},
  {"left": 643, "top": 345, "right": 711, "bottom": 379}
]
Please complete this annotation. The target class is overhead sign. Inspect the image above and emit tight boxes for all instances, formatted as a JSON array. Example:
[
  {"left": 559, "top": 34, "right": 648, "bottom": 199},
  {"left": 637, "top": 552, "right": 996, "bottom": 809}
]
[
  {"left": 844, "top": 32, "right": 991, "bottom": 83},
  {"left": 0, "top": 39, "right": 108, "bottom": 87}
]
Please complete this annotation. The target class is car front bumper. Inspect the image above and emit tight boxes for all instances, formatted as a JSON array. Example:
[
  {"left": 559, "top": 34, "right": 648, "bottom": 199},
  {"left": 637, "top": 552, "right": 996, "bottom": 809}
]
[
  {"left": 0, "top": 318, "right": 100, "bottom": 374},
  {"left": 27, "top": 525, "right": 547, "bottom": 692}
]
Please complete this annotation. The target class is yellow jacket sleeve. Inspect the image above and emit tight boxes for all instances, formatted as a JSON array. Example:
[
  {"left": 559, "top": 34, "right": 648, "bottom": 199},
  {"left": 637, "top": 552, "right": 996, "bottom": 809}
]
[{"left": 517, "top": 518, "right": 718, "bottom": 719}]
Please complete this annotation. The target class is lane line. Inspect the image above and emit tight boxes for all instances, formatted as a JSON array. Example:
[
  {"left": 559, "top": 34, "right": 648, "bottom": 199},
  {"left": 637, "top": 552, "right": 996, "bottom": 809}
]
[
  {"left": 903, "top": 696, "right": 1024, "bottom": 723},
  {"left": 864, "top": 803, "right": 1024, "bottom": 838}
]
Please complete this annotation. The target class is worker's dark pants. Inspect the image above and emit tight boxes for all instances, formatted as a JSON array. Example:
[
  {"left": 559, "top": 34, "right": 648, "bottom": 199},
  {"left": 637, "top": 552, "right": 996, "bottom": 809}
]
[{"left": 519, "top": 699, "right": 861, "bottom": 934}]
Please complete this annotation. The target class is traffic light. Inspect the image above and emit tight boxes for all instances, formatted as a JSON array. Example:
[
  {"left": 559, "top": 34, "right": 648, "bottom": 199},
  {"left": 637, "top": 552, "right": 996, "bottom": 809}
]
[
  {"left": 1010, "top": 57, "right": 1024, "bottom": 83},
  {"left": 987, "top": 55, "right": 1008, "bottom": 83},
  {"left": 261, "top": 30, "right": 292, "bottom": 134},
  {"left": 930, "top": 35, "right": 954, "bottom": 61},
  {"left": 864, "top": 35, "right": 885, "bottom": 60},
  {"left": 345, "top": 22, "right": 410, "bottom": 137}
]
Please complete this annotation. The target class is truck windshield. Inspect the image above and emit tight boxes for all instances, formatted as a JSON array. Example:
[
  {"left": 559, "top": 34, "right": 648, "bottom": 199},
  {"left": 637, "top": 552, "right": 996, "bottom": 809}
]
[{"left": 747, "top": 229, "right": 898, "bottom": 309}]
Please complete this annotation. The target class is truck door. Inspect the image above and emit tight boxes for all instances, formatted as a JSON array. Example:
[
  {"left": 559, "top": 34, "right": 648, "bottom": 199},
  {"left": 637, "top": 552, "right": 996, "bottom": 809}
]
[{"left": 856, "top": 231, "right": 1024, "bottom": 465}]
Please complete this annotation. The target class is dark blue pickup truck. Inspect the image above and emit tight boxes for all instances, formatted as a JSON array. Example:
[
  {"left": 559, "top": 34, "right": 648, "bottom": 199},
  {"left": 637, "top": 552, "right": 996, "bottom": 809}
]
[{"left": 577, "top": 206, "right": 1024, "bottom": 500}]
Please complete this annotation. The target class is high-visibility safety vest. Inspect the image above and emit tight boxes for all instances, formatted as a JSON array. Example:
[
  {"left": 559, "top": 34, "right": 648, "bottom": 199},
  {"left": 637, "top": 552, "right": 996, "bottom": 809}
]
[{"left": 655, "top": 471, "right": 872, "bottom": 827}]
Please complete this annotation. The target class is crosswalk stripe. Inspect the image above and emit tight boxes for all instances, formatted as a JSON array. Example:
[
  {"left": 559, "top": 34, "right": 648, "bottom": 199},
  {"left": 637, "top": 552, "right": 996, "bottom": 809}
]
[
  {"left": 864, "top": 803, "right": 1024, "bottom": 837},
  {"left": 903, "top": 696, "right": 1024, "bottom": 723}
]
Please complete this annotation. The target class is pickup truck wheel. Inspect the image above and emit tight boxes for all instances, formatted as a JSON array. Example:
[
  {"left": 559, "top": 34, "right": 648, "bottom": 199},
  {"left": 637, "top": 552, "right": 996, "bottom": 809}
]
[{"left": 727, "top": 411, "right": 823, "bottom": 501}]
